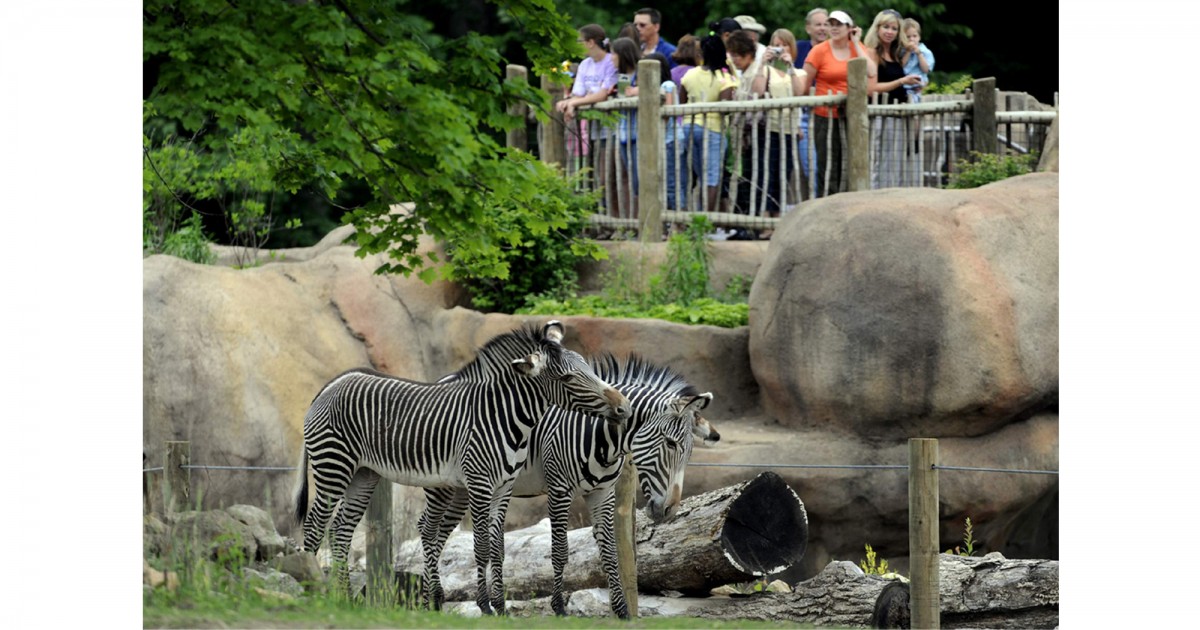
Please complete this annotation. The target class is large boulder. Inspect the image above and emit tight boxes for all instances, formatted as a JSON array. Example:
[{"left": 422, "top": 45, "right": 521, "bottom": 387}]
[{"left": 749, "top": 172, "right": 1058, "bottom": 438}]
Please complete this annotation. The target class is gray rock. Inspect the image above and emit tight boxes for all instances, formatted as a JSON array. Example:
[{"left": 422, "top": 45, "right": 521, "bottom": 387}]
[
  {"left": 241, "top": 567, "right": 304, "bottom": 597},
  {"left": 227, "top": 504, "right": 288, "bottom": 560},
  {"left": 272, "top": 551, "right": 324, "bottom": 587},
  {"left": 167, "top": 510, "right": 257, "bottom": 562}
]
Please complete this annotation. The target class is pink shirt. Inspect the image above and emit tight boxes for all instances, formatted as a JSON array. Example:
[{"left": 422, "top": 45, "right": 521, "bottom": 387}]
[{"left": 571, "top": 56, "right": 617, "bottom": 97}]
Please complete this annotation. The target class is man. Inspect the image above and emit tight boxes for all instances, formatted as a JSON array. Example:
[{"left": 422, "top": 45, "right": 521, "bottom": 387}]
[
  {"left": 634, "top": 8, "right": 677, "bottom": 69},
  {"left": 796, "top": 8, "right": 830, "bottom": 68}
]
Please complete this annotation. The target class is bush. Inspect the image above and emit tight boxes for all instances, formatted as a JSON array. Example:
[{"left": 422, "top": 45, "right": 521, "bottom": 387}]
[
  {"left": 160, "top": 211, "right": 218, "bottom": 265},
  {"left": 925, "top": 72, "right": 973, "bottom": 95},
  {"left": 433, "top": 155, "right": 606, "bottom": 313},
  {"left": 948, "top": 152, "right": 1038, "bottom": 189}
]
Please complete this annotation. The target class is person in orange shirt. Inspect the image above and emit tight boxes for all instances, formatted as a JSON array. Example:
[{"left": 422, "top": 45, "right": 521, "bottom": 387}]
[{"left": 799, "top": 10, "right": 876, "bottom": 197}]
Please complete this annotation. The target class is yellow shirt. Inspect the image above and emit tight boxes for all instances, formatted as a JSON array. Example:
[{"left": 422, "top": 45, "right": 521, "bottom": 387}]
[{"left": 680, "top": 66, "right": 738, "bottom": 132}]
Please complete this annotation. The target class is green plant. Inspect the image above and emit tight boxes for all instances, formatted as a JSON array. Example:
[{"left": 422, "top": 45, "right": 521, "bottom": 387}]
[
  {"left": 945, "top": 516, "right": 979, "bottom": 556},
  {"left": 432, "top": 156, "right": 607, "bottom": 313},
  {"left": 160, "top": 210, "right": 218, "bottom": 265},
  {"left": 649, "top": 214, "right": 714, "bottom": 306},
  {"left": 925, "top": 72, "right": 973, "bottom": 95},
  {"left": 718, "top": 273, "right": 753, "bottom": 304},
  {"left": 948, "top": 151, "right": 1039, "bottom": 189},
  {"left": 860, "top": 543, "right": 890, "bottom": 575}
]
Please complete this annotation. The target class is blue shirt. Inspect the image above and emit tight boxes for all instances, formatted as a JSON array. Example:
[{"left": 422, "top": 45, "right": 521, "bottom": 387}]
[
  {"left": 648, "top": 38, "right": 678, "bottom": 69},
  {"left": 902, "top": 42, "right": 935, "bottom": 90},
  {"left": 795, "top": 40, "right": 814, "bottom": 68}
]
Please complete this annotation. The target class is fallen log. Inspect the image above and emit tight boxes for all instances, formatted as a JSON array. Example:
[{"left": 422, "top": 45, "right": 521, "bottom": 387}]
[
  {"left": 692, "top": 553, "right": 1059, "bottom": 628},
  {"left": 394, "top": 471, "right": 808, "bottom": 600}
]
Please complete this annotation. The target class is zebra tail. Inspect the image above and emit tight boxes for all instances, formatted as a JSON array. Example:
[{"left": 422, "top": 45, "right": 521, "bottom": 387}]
[{"left": 293, "top": 448, "right": 309, "bottom": 526}]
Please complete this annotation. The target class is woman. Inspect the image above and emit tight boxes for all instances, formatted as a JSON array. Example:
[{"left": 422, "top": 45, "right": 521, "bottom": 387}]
[
  {"left": 610, "top": 37, "right": 642, "bottom": 217},
  {"left": 755, "top": 30, "right": 806, "bottom": 220},
  {"left": 800, "top": 10, "right": 876, "bottom": 198},
  {"left": 679, "top": 35, "right": 737, "bottom": 213},
  {"left": 669, "top": 34, "right": 701, "bottom": 87},
  {"left": 864, "top": 10, "right": 923, "bottom": 188},
  {"left": 556, "top": 25, "right": 616, "bottom": 201}
]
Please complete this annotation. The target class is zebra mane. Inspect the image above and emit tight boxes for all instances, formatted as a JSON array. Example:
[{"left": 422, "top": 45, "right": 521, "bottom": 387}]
[
  {"left": 453, "top": 322, "right": 564, "bottom": 380},
  {"left": 590, "top": 353, "right": 699, "bottom": 398}
]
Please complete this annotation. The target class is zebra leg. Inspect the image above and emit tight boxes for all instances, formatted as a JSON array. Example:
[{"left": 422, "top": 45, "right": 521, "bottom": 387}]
[
  {"left": 302, "top": 457, "right": 356, "bottom": 554},
  {"left": 329, "top": 467, "right": 382, "bottom": 598},
  {"left": 465, "top": 487, "right": 496, "bottom": 616},
  {"left": 585, "top": 487, "right": 629, "bottom": 619},
  {"left": 419, "top": 487, "right": 468, "bottom": 611},
  {"left": 486, "top": 485, "right": 516, "bottom": 615},
  {"left": 547, "top": 490, "right": 573, "bottom": 616}
]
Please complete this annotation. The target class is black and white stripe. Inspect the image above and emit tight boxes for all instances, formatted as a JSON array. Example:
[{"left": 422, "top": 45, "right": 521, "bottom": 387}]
[
  {"left": 421, "top": 354, "right": 715, "bottom": 619},
  {"left": 292, "top": 321, "right": 630, "bottom": 614}
]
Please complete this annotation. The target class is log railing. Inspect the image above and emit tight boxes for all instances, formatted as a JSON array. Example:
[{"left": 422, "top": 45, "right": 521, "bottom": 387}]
[{"left": 525, "top": 60, "right": 1056, "bottom": 241}]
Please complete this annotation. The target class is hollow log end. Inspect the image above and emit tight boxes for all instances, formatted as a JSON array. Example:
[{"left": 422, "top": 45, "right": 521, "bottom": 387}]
[{"left": 718, "top": 472, "right": 808, "bottom": 576}]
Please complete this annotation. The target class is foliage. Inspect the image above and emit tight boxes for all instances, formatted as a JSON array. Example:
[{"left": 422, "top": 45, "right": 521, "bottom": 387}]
[
  {"left": 925, "top": 72, "right": 974, "bottom": 95},
  {"left": 860, "top": 543, "right": 890, "bottom": 575},
  {"left": 649, "top": 215, "right": 714, "bottom": 306},
  {"left": 549, "top": 1, "right": 972, "bottom": 55},
  {"left": 433, "top": 157, "right": 607, "bottom": 312},
  {"left": 159, "top": 211, "right": 218, "bottom": 265},
  {"left": 948, "top": 152, "right": 1038, "bottom": 189},
  {"left": 520, "top": 295, "right": 748, "bottom": 328},
  {"left": 144, "top": 0, "right": 589, "bottom": 278},
  {"left": 945, "top": 516, "right": 979, "bottom": 556}
]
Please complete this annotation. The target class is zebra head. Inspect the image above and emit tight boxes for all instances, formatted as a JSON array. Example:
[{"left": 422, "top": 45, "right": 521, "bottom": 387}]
[
  {"left": 510, "top": 321, "right": 631, "bottom": 427},
  {"left": 692, "top": 413, "right": 721, "bottom": 445},
  {"left": 634, "top": 392, "right": 713, "bottom": 523}
]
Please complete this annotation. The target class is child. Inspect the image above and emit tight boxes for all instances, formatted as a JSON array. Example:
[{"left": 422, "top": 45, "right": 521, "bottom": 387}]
[{"left": 900, "top": 18, "right": 935, "bottom": 103}]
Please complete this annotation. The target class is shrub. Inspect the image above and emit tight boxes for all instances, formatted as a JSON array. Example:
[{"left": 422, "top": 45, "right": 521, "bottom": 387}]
[
  {"left": 948, "top": 152, "right": 1038, "bottom": 189},
  {"left": 925, "top": 72, "right": 973, "bottom": 95},
  {"left": 433, "top": 156, "right": 607, "bottom": 313},
  {"left": 160, "top": 211, "right": 218, "bottom": 265}
]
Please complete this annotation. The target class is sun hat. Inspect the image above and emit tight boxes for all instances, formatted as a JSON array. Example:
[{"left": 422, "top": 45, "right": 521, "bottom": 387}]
[
  {"left": 827, "top": 10, "right": 854, "bottom": 27},
  {"left": 733, "top": 15, "right": 767, "bottom": 34}
]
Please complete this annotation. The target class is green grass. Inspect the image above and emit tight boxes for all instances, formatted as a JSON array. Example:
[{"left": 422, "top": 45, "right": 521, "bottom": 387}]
[{"left": 143, "top": 587, "right": 807, "bottom": 628}]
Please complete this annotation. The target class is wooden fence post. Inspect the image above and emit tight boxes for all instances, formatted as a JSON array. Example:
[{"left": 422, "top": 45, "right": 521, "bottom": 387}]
[
  {"left": 636, "top": 58, "right": 662, "bottom": 242},
  {"left": 615, "top": 456, "right": 639, "bottom": 618},
  {"left": 540, "top": 74, "right": 566, "bottom": 167},
  {"left": 366, "top": 480, "right": 395, "bottom": 604},
  {"left": 845, "top": 57, "right": 870, "bottom": 192},
  {"left": 972, "top": 77, "right": 997, "bottom": 156},
  {"left": 909, "top": 438, "right": 940, "bottom": 629},
  {"left": 506, "top": 65, "right": 528, "bottom": 152},
  {"left": 163, "top": 441, "right": 190, "bottom": 513}
]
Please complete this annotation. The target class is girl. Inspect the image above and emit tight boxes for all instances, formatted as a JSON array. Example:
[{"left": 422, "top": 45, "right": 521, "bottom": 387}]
[{"left": 679, "top": 35, "right": 737, "bottom": 213}]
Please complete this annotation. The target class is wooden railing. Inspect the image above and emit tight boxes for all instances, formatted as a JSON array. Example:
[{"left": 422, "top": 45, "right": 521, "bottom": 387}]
[{"left": 518, "top": 61, "right": 1055, "bottom": 241}]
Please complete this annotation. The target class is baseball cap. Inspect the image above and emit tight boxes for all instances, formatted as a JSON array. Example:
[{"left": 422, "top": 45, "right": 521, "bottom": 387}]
[
  {"left": 711, "top": 18, "right": 741, "bottom": 35},
  {"left": 827, "top": 10, "right": 853, "bottom": 27},
  {"left": 733, "top": 15, "right": 767, "bottom": 34}
]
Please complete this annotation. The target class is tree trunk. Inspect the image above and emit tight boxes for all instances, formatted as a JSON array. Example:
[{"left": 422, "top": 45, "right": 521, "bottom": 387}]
[
  {"left": 394, "top": 472, "right": 808, "bottom": 601},
  {"left": 692, "top": 553, "right": 1059, "bottom": 629}
]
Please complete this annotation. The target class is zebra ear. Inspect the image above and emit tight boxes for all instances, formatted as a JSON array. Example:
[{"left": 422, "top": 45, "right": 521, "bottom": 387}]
[
  {"left": 512, "top": 352, "right": 545, "bottom": 377},
  {"left": 543, "top": 320, "right": 565, "bottom": 344},
  {"left": 685, "top": 392, "right": 714, "bottom": 412}
]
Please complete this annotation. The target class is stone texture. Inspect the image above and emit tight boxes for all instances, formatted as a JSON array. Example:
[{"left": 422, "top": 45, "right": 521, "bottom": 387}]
[
  {"left": 227, "top": 504, "right": 288, "bottom": 560},
  {"left": 749, "top": 172, "right": 1058, "bottom": 439},
  {"left": 144, "top": 174, "right": 1058, "bottom": 580}
]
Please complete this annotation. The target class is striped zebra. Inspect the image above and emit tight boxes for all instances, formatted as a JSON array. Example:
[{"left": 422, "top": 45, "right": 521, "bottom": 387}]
[
  {"left": 292, "top": 321, "right": 631, "bottom": 614},
  {"left": 423, "top": 354, "right": 716, "bottom": 618}
]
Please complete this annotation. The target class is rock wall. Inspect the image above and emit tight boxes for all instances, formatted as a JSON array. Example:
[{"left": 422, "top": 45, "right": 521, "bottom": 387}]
[{"left": 143, "top": 173, "right": 1058, "bottom": 578}]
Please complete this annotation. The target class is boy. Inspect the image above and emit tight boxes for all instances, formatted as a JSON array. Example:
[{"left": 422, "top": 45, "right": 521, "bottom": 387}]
[{"left": 900, "top": 18, "right": 935, "bottom": 103}]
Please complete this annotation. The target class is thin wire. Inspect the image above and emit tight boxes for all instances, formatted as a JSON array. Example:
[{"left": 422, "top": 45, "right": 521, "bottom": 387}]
[
  {"left": 180, "top": 465, "right": 298, "bottom": 472},
  {"left": 689, "top": 462, "right": 907, "bottom": 470},
  {"left": 934, "top": 465, "right": 1058, "bottom": 476},
  {"left": 143, "top": 467, "right": 164, "bottom": 473}
]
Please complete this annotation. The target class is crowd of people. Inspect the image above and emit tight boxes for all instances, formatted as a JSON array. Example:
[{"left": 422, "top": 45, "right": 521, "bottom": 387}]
[{"left": 556, "top": 7, "right": 937, "bottom": 237}]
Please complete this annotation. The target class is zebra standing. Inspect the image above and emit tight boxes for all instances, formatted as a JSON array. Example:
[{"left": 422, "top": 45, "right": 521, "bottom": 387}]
[
  {"left": 422, "top": 354, "right": 717, "bottom": 618},
  {"left": 292, "top": 321, "right": 631, "bottom": 615}
]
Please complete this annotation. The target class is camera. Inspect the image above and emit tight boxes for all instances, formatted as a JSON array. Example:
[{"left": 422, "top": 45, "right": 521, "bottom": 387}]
[{"left": 769, "top": 46, "right": 784, "bottom": 57}]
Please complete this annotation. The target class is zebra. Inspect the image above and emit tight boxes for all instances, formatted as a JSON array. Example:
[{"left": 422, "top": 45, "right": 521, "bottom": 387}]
[
  {"left": 421, "top": 354, "right": 717, "bottom": 618},
  {"left": 291, "top": 321, "right": 631, "bottom": 615}
]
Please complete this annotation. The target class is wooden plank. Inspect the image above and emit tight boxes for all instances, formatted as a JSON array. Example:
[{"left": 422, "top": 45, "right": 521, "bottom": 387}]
[
  {"left": 972, "top": 77, "right": 997, "bottom": 156},
  {"left": 505, "top": 65, "right": 528, "bottom": 152},
  {"left": 909, "top": 439, "right": 940, "bottom": 629},
  {"left": 845, "top": 57, "right": 870, "bottom": 192},
  {"left": 366, "top": 481, "right": 394, "bottom": 605},
  {"left": 637, "top": 58, "right": 662, "bottom": 242},
  {"left": 615, "top": 457, "right": 639, "bottom": 618},
  {"left": 539, "top": 74, "right": 566, "bottom": 167},
  {"left": 164, "top": 441, "right": 190, "bottom": 513}
]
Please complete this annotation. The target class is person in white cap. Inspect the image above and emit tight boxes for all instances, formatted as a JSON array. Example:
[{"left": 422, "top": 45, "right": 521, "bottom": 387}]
[{"left": 798, "top": 9, "right": 876, "bottom": 197}]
